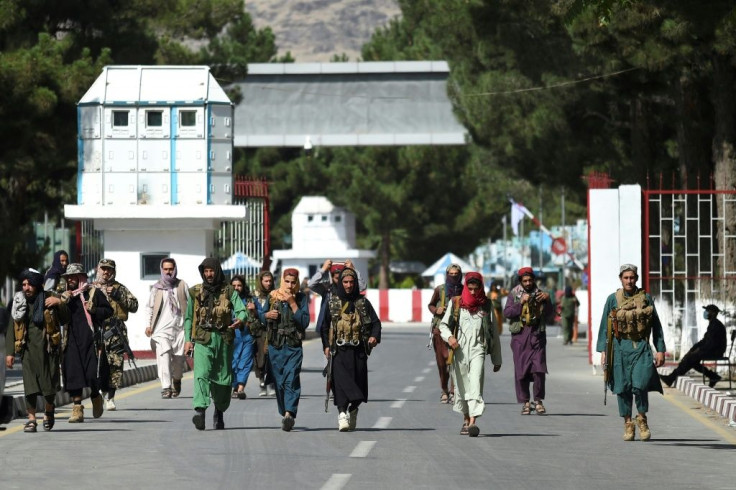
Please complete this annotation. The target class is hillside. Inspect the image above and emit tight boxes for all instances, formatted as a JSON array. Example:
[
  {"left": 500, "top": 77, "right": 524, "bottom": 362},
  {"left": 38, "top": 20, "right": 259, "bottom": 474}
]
[{"left": 245, "top": 0, "right": 401, "bottom": 62}]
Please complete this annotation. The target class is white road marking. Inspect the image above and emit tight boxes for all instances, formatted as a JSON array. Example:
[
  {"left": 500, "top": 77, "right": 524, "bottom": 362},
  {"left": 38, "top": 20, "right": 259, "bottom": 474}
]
[
  {"left": 391, "top": 399, "right": 406, "bottom": 408},
  {"left": 421, "top": 368, "right": 431, "bottom": 374},
  {"left": 414, "top": 376, "right": 425, "bottom": 382},
  {"left": 321, "top": 474, "right": 352, "bottom": 490},
  {"left": 350, "top": 441, "right": 377, "bottom": 458},
  {"left": 372, "top": 417, "right": 392, "bottom": 429},
  {"left": 403, "top": 385, "right": 416, "bottom": 393}
]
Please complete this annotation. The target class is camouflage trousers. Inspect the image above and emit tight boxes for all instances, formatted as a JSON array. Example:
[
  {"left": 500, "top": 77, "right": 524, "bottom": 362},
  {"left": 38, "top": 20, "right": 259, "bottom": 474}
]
[{"left": 99, "top": 325, "right": 128, "bottom": 391}]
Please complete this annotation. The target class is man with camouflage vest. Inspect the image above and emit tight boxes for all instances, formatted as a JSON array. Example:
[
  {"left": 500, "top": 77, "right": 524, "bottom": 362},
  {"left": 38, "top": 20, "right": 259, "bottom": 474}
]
[
  {"left": 94, "top": 258, "right": 138, "bottom": 411},
  {"left": 597, "top": 264, "right": 665, "bottom": 442},
  {"left": 184, "top": 257, "right": 247, "bottom": 431},
  {"left": 5, "top": 269, "right": 68, "bottom": 432},
  {"left": 262, "top": 268, "right": 309, "bottom": 432}
]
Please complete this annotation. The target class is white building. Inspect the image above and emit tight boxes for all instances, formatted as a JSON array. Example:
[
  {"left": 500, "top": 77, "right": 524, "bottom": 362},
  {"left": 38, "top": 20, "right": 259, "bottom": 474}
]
[
  {"left": 65, "top": 65, "right": 245, "bottom": 352},
  {"left": 272, "top": 196, "right": 376, "bottom": 282}
]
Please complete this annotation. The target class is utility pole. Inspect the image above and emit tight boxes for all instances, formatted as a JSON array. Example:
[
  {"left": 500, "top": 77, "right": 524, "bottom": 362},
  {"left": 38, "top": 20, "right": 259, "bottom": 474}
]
[
  {"left": 538, "top": 189, "right": 543, "bottom": 269},
  {"left": 561, "top": 186, "right": 566, "bottom": 288}
]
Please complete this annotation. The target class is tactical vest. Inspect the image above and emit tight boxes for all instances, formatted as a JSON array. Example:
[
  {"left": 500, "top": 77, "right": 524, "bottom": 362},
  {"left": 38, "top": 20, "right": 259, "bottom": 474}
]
[
  {"left": 447, "top": 296, "right": 495, "bottom": 355},
  {"left": 13, "top": 294, "right": 62, "bottom": 354},
  {"left": 267, "top": 295, "right": 305, "bottom": 348},
  {"left": 189, "top": 284, "right": 236, "bottom": 345},
  {"left": 328, "top": 294, "right": 374, "bottom": 354},
  {"left": 107, "top": 283, "right": 130, "bottom": 321},
  {"left": 430, "top": 286, "right": 447, "bottom": 329},
  {"left": 614, "top": 288, "right": 654, "bottom": 338},
  {"left": 508, "top": 286, "right": 547, "bottom": 334}
]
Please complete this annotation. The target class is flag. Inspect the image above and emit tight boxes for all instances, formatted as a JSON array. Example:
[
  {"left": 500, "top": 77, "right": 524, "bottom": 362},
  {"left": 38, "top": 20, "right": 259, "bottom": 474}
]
[{"left": 510, "top": 201, "right": 527, "bottom": 236}]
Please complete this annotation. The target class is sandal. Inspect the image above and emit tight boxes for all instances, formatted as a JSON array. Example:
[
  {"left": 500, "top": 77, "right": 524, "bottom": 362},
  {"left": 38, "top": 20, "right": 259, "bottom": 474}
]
[
  {"left": 440, "top": 392, "right": 449, "bottom": 404},
  {"left": 232, "top": 391, "right": 239, "bottom": 399},
  {"left": 161, "top": 389, "right": 172, "bottom": 399},
  {"left": 460, "top": 423, "right": 469, "bottom": 435},
  {"left": 43, "top": 410, "right": 55, "bottom": 431},
  {"left": 535, "top": 401, "right": 546, "bottom": 415},
  {"left": 237, "top": 391, "right": 246, "bottom": 400},
  {"left": 24, "top": 420, "right": 37, "bottom": 433},
  {"left": 521, "top": 402, "right": 532, "bottom": 415}
]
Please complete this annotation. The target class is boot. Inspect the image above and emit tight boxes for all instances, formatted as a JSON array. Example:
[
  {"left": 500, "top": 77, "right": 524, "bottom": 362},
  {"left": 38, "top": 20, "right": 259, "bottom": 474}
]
[
  {"left": 91, "top": 395, "right": 104, "bottom": 419},
  {"left": 213, "top": 408, "right": 225, "bottom": 430},
  {"left": 348, "top": 407, "right": 359, "bottom": 431},
  {"left": 192, "top": 408, "right": 206, "bottom": 431},
  {"left": 68, "top": 404, "right": 84, "bottom": 423},
  {"left": 708, "top": 374, "right": 722, "bottom": 389},
  {"left": 623, "top": 420, "right": 635, "bottom": 441},
  {"left": 635, "top": 414, "right": 651, "bottom": 441}
]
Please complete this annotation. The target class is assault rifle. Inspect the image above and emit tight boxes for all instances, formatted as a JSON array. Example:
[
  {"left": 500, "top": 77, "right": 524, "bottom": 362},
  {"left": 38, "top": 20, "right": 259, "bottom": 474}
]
[
  {"left": 603, "top": 308, "right": 616, "bottom": 405},
  {"left": 323, "top": 350, "right": 333, "bottom": 412},
  {"left": 104, "top": 319, "right": 138, "bottom": 369}
]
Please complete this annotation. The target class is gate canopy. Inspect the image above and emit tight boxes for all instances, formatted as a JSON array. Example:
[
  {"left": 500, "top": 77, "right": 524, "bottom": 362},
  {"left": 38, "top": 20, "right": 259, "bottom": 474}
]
[{"left": 231, "top": 61, "right": 467, "bottom": 147}]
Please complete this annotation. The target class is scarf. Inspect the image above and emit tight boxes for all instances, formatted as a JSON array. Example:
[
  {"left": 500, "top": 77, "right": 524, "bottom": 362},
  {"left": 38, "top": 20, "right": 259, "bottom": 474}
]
[
  {"left": 44, "top": 250, "right": 68, "bottom": 283},
  {"left": 335, "top": 268, "right": 361, "bottom": 302},
  {"left": 153, "top": 258, "right": 181, "bottom": 316},
  {"left": 69, "top": 274, "right": 94, "bottom": 329},
  {"left": 198, "top": 257, "right": 226, "bottom": 310},
  {"left": 460, "top": 271, "right": 487, "bottom": 314},
  {"left": 444, "top": 263, "right": 463, "bottom": 299},
  {"left": 256, "top": 271, "right": 274, "bottom": 298},
  {"left": 94, "top": 265, "right": 116, "bottom": 287},
  {"left": 270, "top": 268, "right": 299, "bottom": 303}
]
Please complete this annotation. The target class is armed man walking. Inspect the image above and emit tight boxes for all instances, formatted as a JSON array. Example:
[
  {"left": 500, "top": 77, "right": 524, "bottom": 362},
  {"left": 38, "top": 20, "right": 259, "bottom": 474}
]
[
  {"left": 94, "top": 258, "right": 138, "bottom": 411},
  {"left": 230, "top": 275, "right": 256, "bottom": 400},
  {"left": 427, "top": 264, "right": 463, "bottom": 404},
  {"left": 184, "top": 258, "right": 247, "bottom": 431},
  {"left": 320, "top": 267, "right": 381, "bottom": 432},
  {"left": 439, "top": 272, "right": 501, "bottom": 437},
  {"left": 145, "top": 258, "right": 190, "bottom": 399},
  {"left": 6, "top": 269, "right": 68, "bottom": 432},
  {"left": 263, "top": 269, "right": 309, "bottom": 432},
  {"left": 504, "top": 267, "right": 553, "bottom": 415},
  {"left": 253, "top": 271, "right": 275, "bottom": 397},
  {"left": 597, "top": 264, "right": 666, "bottom": 441}
]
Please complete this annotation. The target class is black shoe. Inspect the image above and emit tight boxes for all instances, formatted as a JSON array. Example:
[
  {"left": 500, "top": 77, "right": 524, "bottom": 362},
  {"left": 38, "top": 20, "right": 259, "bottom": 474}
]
[
  {"left": 192, "top": 408, "right": 206, "bottom": 431},
  {"left": 659, "top": 374, "right": 675, "bottom": 388},
  {"left": 281, "top": 414, "right": 295, "bottom": 432},
  {"left": 708, "top": 374, "right": 722, "bottom": 388},
  {"left": 213, "top": 409, "right": 225, "bottom": 430}
]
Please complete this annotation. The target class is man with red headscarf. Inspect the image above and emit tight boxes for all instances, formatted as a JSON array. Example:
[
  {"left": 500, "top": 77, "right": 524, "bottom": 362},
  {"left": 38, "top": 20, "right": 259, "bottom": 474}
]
[
  {"left": 438, "top": 272, "right": 502, "bottom": 437},
  {"left": 427, "top": 263, "right": 463, "bottom": 404},
  {"left": 263, "top": 268, "right": 310, "bottom": 431},
  {"left": 504, "top": 267, "right": 553, "bottom": 415}
]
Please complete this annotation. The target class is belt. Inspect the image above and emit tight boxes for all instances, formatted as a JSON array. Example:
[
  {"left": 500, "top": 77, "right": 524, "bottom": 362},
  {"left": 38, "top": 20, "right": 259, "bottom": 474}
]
[{"left": 618, "top": 333, "right": 646, "bottom": 342}]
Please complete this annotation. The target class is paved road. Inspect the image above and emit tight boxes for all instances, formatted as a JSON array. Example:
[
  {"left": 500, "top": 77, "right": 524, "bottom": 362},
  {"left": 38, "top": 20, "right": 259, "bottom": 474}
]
[{"left": 1, "top": 324, "right": 734, "bottom": 490}]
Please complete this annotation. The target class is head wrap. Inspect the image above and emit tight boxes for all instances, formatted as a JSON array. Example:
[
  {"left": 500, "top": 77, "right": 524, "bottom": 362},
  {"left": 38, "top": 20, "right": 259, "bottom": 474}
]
[
  {"left": 459, "top": 271, "right": 487, "bottom": 314},
  {"left": 336, "top": 268, "right": 361, "bottom": 301},
  {"left": 198, "top": 257, "right": 226, "bottom": 310},
  {"left": 517, "top": 267, "right": 534, "bottom": 279},
  {"left": 63, "top": 263, "right": 94, "bottom": 328},
  {"left": 444, "top": 263, "right": 463, "bottom": 299},
  {"left": 231, "top": 275, "right": 251, "bottom": 300},
  {"left": 256, "top": 270, "right": 274, "bottom": 297},
  {"left": 154, "top": 258, "right": 180, "bottom": 316},
  {"left": 619, "top": 264, "right": 638, "bottom": 276},
  {"left": 271, "top": 268, "right": 300, "bottom": 302},
  {"left": 330, "top": 263, "right": 345, "bottom": 275},
  {"left": 20, "top": 268, "right": 45, "bottom": 327},
  {"left": 44, "top": 250, "right": 69, "bottom": 283},
  {"left": 564, "top": 285, "right": 573, "bottom": 297}
]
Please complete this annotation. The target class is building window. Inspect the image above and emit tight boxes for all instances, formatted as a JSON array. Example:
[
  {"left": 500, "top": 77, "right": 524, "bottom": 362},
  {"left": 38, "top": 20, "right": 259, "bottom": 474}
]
[
  {"left": 321, "top": 215, "right": 328, "bottom": 222},
  {"left": 112, "top": 110, "right": 129, "bottom": 127},
  {"left": 147, "top": 110, "right": 163, "bottom": 127},
  {"left": 334, "top": 215, "right": 342, "bottom": 222},
  {"left": 141, "top": 253, "right": 169, "bottom": 279},
  {"left": 307, "top": 215, "right": 314, "bottom": 222},
  {"left": 180, "top": 110, "right": 196, "bottom": 127}
]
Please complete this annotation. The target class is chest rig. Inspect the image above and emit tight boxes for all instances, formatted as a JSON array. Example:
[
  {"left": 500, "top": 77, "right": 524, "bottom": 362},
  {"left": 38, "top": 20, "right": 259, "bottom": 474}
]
[
  {"left": 328, "top": 294, "right": 373, "bottom": 354},
  {"left": 613, "top": 288, "right": 654, "bottom": 340},
  {"left": 266, "top": 296, "right": 305, "bottom": 348},
  {"left": 190, "top": 284, "right": 235, "bottom": 345}
]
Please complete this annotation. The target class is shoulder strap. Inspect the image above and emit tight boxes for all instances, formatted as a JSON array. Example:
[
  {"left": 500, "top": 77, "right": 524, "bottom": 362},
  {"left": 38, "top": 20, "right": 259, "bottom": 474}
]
[
  {"left": 440, "top": 287, "right": 446, "bottom": 308},
  {"left": 452, "top": 296, "right": 461, "bottom": 326}
]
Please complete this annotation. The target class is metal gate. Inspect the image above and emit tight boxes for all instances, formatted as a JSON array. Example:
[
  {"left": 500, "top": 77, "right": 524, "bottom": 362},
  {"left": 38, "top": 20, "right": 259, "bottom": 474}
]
[
  {"left": 644, "top": 180, "right": 736, "bottom": 359},
  {"left": 214, "top": 177, "right": 270, "bottom": 285},
  {"left": 75, "top": 220, "right": 104, "bottom": 274}
]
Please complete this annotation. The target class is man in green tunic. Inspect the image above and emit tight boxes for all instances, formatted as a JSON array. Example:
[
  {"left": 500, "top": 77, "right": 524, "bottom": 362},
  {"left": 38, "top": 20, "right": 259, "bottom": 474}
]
[
  {"left": 184, "top": 258, "right": 246, "bottom": 431},
  {"left": 596, "top": 264, "right": 665, "bottom": 441},
  {"left": 5, "top": 269, "right": 68, "bottom": 432}
]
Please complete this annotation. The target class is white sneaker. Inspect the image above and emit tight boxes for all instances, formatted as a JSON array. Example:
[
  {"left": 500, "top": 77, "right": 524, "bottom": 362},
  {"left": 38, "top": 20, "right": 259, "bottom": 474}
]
[
  {"left": 267, "top": 384, "right": 276, "bottom": 397},
  {"left": 338, "top": 412, "right": 349, "bottom": 432},
  {"left": 348, "top": 407, "right": 359, "bottom": 431},
  {"left": 106, "top": 398, "right": 116, "bottom": 411},
  {"left": 259, "top": 383, "right": 267, "bottom": 397}
]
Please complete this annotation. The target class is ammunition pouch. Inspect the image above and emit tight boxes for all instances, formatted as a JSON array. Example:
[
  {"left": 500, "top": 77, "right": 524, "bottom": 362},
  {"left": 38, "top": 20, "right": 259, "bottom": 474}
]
[
  {"left": 267, "top": 300, "right": 304, "bottom": 349},
  {"left": 614, "top": 289, "right": 653, "bottom": 340},
  {"left": 508, "top": 321, "right": 522, "bottom": 334}
]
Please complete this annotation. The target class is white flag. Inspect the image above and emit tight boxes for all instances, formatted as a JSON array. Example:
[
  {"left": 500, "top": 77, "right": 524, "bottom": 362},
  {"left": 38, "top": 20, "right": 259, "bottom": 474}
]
[{"left": 510, "top": 202, "right": 527, "bottom": 236}]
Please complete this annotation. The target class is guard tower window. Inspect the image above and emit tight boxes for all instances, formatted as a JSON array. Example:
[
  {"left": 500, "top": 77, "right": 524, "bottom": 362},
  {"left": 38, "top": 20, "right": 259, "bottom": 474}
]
[
  {"left": 307, "top": 215, "right": 314, "bottom": 222},
  {"left": 180, "top": 110, "right": 196, "bottom": 127},
  {"left": 322, "top": 215, "right": 328, "bottom": 222},
  {"left": 147, "top": 110, "right": 163, "bottom": 127},
  {"left": 141, "top": 252, "right": 170, "bottom": 280},
  {"left": 112, "top": 110, "right": 129, "bottom": 127},
  {"left": 334, "top": 215, "right": 342, "bottom": 223}
]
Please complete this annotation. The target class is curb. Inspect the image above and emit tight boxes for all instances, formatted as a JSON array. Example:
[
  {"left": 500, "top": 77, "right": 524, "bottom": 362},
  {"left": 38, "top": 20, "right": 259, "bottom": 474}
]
[
  {"left": 8, "top": 361, "right": 192, "bottom": 420},
  {"left": 659, "top": 367, "right": 736, "bottom": 423}
]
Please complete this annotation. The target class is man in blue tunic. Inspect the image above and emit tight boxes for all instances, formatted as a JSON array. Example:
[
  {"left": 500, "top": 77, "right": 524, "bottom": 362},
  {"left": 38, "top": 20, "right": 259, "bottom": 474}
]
[{"left": 597, "top": 264, "right": 665, "bottom": 441}]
